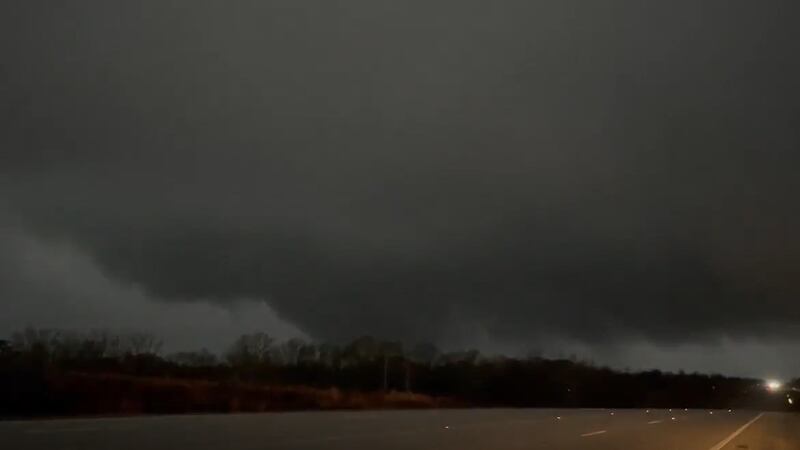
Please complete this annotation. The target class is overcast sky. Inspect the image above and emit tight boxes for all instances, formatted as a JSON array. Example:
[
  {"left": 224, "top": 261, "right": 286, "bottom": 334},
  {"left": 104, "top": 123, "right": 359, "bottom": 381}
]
[{"left": 2, "top": 1, "right": 799, "bottom": 378}]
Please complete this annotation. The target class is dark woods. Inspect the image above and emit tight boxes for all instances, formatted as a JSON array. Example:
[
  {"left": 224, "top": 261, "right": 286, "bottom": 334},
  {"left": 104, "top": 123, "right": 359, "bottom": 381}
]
[{"left": 0, "top": 329, "right": 795, "bottom": 418}]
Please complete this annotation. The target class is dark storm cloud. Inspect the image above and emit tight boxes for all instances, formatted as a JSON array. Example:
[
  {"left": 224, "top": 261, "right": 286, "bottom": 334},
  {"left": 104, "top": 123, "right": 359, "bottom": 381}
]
[
  {"left": 0, "top": 220, "right": 304, "bottom": 352},
  {"left": 2, "top": 1, "right": 800, "bottom": 349}
]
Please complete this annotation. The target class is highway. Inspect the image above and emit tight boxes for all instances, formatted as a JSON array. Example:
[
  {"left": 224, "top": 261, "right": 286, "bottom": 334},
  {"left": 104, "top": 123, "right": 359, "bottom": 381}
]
[{"left": 2, "top": 408, "right": 798, "bottom": 450}]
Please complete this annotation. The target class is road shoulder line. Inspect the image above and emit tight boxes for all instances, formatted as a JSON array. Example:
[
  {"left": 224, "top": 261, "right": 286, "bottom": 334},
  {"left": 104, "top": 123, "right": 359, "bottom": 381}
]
[
  {"left": 708, "top": 412, "right": 764, "bottom": 450},
  {"left": 580, "top": 430, "right": 607, "bottom": 437}
]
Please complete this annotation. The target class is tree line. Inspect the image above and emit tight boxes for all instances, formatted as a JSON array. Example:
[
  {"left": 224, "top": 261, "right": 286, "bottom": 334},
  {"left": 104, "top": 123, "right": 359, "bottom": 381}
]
[{"left": 1, "top": 328, "right": 796, "bottom": 416}]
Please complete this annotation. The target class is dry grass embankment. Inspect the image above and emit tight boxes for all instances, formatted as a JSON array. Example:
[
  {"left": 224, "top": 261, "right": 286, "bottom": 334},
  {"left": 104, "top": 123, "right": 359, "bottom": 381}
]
[{"left": 38, "top": 372, "right": 455, "bottom": 416}]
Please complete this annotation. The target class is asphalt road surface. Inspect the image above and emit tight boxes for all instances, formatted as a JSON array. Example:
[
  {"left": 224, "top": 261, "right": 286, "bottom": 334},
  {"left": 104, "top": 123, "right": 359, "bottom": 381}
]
[{"left": 2, "top": 408, "right": 798, "bottom": 450}]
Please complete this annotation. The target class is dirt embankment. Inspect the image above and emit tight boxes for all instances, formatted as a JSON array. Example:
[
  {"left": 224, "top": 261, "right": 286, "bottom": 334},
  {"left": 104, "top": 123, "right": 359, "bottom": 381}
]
[{"left": 6, "top": 371, "right": 459, "bottom": 418}]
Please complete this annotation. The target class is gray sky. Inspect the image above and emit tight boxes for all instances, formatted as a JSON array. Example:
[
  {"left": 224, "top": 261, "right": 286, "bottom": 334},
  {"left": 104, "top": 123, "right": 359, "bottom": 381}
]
[{"left": 2, "top": 1, "right": 799, "bottom": 377}]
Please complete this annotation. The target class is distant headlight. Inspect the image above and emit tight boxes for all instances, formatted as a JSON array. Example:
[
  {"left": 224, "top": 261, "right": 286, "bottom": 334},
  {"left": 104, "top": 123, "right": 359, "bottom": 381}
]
[{"left": 766, "top": 380, "right": 782, "bottom": 391}]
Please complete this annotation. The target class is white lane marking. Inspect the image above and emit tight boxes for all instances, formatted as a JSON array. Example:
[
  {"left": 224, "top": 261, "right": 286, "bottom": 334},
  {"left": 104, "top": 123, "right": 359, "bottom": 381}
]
[
  {"left": 708, "top": 412, "right": 764, "bottom": 450},
  {"left": 648, "top": 420, "right": 663, "bottom": 424},
  {"left": 580, "top": 430, "right": 607, "bottom": 437}
]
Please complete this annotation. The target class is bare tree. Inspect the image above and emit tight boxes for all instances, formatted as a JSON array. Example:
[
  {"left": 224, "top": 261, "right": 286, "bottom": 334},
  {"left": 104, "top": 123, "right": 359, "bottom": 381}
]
[
  {"left": 11, "top": 327, "right": 59, "bottom": 353},
  {"left": 226, "top": 332, "right": 274, "bottom": 366},
  {"left": 317, "top": 343, "right": 342, "bottom": 369},
  {"left": 378, "top": 341, "right": 403, "bottom": 391},
  {"left": 273, "top": 338, "right": 306, "bottom": 366},
  {"left": 123, "top": 333, "right": 163, "bottom": 356},
  {"left": 297, "top": 342, "right": 320, "bottom": 365},
  {"left": 342, "top": 336, "right": 380, "bottom": 366}
]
